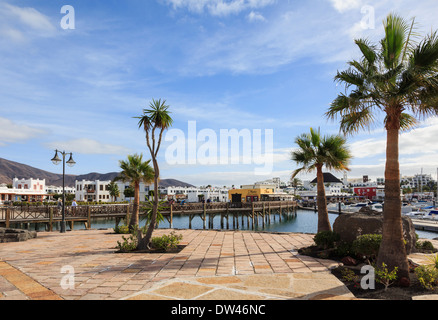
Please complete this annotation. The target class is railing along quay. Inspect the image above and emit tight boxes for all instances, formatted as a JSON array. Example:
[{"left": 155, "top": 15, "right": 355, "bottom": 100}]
[{"left": 0, "top": 201, "right": 297, "bottom": 232}]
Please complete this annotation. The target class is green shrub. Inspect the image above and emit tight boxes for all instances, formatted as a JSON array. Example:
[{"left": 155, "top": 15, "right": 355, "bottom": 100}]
[
  {"left": 415, "top": 265, "right": 438, "bottom": 290},
  {"left": 375, "top": 263, "right": 398, "bottom": 291},
  {"left": 313, "top": 231, "right": 340, "bottom": 249},
  {"left": 116, "top": 232, "right": 138, "bottom": 253},
  {"left": 416, "top": 240, "right": 436, "bottom": 252},
  {"left": 352, "top": 234, "right": 382, "bottom": 262},
  {"left": 151, "top": 232, "right": 183, "bottom": 252},
  {"left": 335, "top": 240, "right": 354, "bottom": 257},
  {"left": 427, "top": 254, "right": 438, "bottom": 270},
  {"left": 340, "top": 267, "right": 359, "bottom": 283},
  {"left": 114, "top": 225, "right": 130, "bottom": 234}
]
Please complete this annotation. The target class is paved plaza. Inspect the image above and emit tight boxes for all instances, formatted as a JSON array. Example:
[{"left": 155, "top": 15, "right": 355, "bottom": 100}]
[{"left": 0, "top": 228, "right": 437, "bottom": 300}]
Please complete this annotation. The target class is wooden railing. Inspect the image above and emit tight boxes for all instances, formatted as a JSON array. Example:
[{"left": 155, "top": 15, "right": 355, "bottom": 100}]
[{"left": 0, "top": 201, "right": 297, "bottom": 222}]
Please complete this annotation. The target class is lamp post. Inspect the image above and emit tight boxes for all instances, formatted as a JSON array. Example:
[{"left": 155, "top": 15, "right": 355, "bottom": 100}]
[{"left": 51, "top": 150, "right": 76, "bottom": 233}]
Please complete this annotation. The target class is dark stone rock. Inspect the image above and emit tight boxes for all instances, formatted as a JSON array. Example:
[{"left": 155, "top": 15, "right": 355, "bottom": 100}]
[
  {"left": 333, "top": 212, "right": 417, "bottom": 254},
  {"left": 341, "top": 256, "right": 358, "bottom": 266},
  {"left": 399, "top": 277, "right": 411, "bottom": 287},
  {"left": 0, "top": 228, "right": 37, "bottom": 243}
]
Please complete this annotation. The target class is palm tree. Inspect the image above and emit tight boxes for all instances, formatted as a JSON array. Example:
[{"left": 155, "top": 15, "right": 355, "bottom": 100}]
[
  {"left": 326, "top": 14, "right": 438, "bottom": 281},
  {"left": 115, "top": 154, "right": 154, "bottom": 229},
  {"left": 136, "top": 99, "right": 173, "bottom": 250},
  {"left": 108, "top": 181, "right": 120, "bottom": 202},
  {"left": 291, "top": 128, "right": 351, "bottom": 232},
  {"left": 290, "top": 177, "right": 302, "bottom": 197}
]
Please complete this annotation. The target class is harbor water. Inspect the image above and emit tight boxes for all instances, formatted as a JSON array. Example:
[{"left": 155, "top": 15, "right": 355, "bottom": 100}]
[{"left": 20, "top": 208, "right": 438, "bottom": 240}]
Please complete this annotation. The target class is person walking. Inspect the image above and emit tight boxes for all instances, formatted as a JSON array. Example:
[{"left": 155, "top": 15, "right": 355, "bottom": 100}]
[
  {"left": 71, "top": 199, "right": 77, "bottom": 216},
  {"left": 57, "top": 198, "right": 63, "bottom": 216}
]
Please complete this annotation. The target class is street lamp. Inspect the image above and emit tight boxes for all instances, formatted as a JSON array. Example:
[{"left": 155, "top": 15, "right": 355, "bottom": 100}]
[{"left": 51, "top": 150, "right": 76, "bottom": 233}]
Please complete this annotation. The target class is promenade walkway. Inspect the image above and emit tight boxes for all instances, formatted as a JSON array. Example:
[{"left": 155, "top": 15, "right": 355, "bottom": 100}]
[{"left": 0, "top": 228, "right": 436, "bottom": 300}]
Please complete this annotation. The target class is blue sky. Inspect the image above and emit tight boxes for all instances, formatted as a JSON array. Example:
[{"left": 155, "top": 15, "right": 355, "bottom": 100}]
[{"left": 1, "top": 0, "right": 438, "bottom": 187}]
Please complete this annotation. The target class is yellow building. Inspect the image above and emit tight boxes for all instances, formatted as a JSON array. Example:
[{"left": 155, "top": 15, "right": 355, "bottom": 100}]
[{"left": 228, "top": 187, "right": 275, "bottom": 203}]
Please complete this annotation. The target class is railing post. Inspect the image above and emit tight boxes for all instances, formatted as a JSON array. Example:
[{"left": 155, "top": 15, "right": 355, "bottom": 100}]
[
  {"left": 170, "top": 204, "right": 173, "bottom": 229},
  {"left": 87, "top": 206, "right": 91, "bottom": 230},
  {"left": 251, "top": 202, "right": 255, "bottom": 230},
  {"left": 6, "top": 208, "right": 10, "bottom": 228},
  {"left": 203, "top": 203, "right": 206, "bottom": 229},
  {"left": 126, "top": 204, "right": 130, "bottom": 225},
  {"left": 49, "top": 208, "right": 53, "bottom": 232}
]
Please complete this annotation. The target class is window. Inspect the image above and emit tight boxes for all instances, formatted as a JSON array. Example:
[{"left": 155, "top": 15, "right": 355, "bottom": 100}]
[{"left": 100, "top": 185, "right": 104, "bottom": 191}]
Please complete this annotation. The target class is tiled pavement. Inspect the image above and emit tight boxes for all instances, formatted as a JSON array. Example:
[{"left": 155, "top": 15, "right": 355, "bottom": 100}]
[{"left": 0, "top": 228, "right": 436, "bottom": 300}]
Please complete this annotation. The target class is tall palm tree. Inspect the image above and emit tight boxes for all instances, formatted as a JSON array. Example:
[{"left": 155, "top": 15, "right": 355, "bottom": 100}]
[
  {"left": 115, "top": 154, "right": 154, "bottom": 229},
  {"left": 326, "top": 14, "right": 438, "bottom": 281},
  {"left": 291, "top": 128, "right": 351, "bottom": 232},
  {"left": 136, "top": 99, "right": 173, "bottom": 250}
]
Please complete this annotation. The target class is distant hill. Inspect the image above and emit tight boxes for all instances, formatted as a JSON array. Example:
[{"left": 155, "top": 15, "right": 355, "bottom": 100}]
[{"left": 0, "top": 158, "right": 195, "bottom": 188}]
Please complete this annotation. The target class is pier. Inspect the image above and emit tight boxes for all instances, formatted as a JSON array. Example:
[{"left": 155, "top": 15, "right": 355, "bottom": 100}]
[{"left": 0, "top": 201, "right": 297, "bottom": 231}]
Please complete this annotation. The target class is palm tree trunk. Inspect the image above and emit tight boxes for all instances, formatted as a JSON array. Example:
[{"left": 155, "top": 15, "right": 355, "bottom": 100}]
[
  {"left": 129, "top": 181, "right": 140, "bottom": 230},
  {"left": 138, "top": 158, "right": 159, "bottom": 250},
  {"left": 316, "top": 165, "right": 331, "bottom": 232},
  {"left": 377, "top": 127, "right": 410, "bottom": 282}
]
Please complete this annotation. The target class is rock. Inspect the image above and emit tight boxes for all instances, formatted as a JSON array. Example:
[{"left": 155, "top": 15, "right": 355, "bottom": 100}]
[
  {"left": 0, "top": 228, "right": 37, "bottom": 243},
  {"left": 333, "top": 212, "right": 417, "bottom": 254},
  {"left": 341, "top": 256, "right": 358, "bottom": 266},
  {"left": 399, "top": 277, "right": 410, "bottom": 287}
]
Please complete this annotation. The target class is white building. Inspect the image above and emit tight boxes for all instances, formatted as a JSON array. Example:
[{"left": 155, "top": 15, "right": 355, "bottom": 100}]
[
  {"left": 75, "top": 180, "right": 112, "bottom": 202},
  {"left": 46, "top": 185, "right": 76, "bottom": 195},
  {"left": 401, "top": 174, "right": 434, "bottom": 190},
  {"left": 187, "top": 187, "right": 229, "bottom": 203},
  {"left": 0, "top": 178, "right": 48, "bottom": 203},
  {"left": 115, "top": 181, "right": 151, "bottom": 202},
  {"left": 157, "top": 186, "right": 230, "bottom": 203}
]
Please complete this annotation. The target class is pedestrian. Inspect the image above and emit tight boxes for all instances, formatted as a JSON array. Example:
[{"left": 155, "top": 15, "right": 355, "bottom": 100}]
[
  {"left": 71, "top": 199, "right": 77, "bottom": 216},
  {"left": 57, "top": 198, "right": 63, "bottom": 216}
]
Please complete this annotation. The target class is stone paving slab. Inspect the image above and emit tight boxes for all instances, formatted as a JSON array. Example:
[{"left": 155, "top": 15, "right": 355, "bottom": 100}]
[
  {"left": 122, "top": 273, "right": 356, "bottom": 300},
  {"left": 1, "top": 228, "right": 436, "bottom": 300}
]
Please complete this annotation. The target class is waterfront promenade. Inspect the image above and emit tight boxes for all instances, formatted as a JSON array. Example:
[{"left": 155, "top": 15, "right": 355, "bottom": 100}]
[
  {"left": 1, "top": 228, "right": 437, "bottom": 300},
  {"left": 0, "top": 228, "right": 352, "bottom": 300}
]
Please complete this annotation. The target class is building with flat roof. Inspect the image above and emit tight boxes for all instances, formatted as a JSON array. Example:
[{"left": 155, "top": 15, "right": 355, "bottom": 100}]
[{"left": 0, "top": 178, "right": 48, "bottom": 203}]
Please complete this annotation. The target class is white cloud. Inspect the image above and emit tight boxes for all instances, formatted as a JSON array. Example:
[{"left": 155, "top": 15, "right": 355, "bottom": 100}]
[
  {"left": 163, "top": 0, "right": 275, "bottom": 16},
  {"left": 0, "top": 3, "right": 56, "bottom": 41},
  {"left": 45, "top": 138, "right": 131, "bottom": 155},
  {"left": 247, "top": 11, "right": 266, "bottom": 22},
  {"left": 0, "top": 117, "right": 47, "bottom": 145},
  {"left": 328, "top": 0, "right": 362, "bottom": 13}
]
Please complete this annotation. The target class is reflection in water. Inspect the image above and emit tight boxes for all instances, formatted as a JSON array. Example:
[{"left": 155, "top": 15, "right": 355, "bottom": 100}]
[{"left": 9, "top": 209, "right": 437, "bottom": 239}]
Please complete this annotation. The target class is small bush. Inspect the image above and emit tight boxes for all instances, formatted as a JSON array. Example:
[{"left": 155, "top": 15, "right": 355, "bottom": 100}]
[
  {"left": 151, "top": 232, "right": 183, "bottom": 252},
  {"left": 427, "top": 254, "right": 438, "bottom": 270},
  {"left": 375, "top": 263, "right": 398, "bottom": 291},
  {"left": 415, "top": 265, "right": 438, "bottom": 290},
  {"left": 340, "top": 267, "right": 359, "bottom": 283},
  {"left": 335, "top": 241, "right": 354, "bottom": 257},
  {"left": 314, "top": 231, "right": 340, "bottom": 249},
  {"left": 416, "top": 240, "right": 436, "bottom": 252},
  {"left": 114, "top": 225, "right": 130, "bottom": 234},
  {"left": 352, "top": 234, "right": 382, "bottom": 262},
  {"left": 116, "top": 232, "right": 138, "bottom": 253}
]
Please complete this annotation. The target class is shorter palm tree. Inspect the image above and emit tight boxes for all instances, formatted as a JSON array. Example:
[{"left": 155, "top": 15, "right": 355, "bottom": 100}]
[
  {"left": 291, "top": 128, "right": 352, "bottom": 232},
  {"left": 108, "top": 181, "right": 120, "bottom": 202},
  {"left": 115, "top": 154, "right": 155, "bottom": 230}
]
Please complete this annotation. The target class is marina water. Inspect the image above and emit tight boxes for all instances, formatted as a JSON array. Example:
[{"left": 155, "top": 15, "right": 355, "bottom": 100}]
[{"left": 21, "top": 208, "right": 437, "bottom": 240}]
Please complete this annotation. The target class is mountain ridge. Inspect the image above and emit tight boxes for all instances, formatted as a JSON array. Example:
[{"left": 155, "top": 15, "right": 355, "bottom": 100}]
[{"left": 0, "top": 158, "right": 195, "bottom": 188}]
